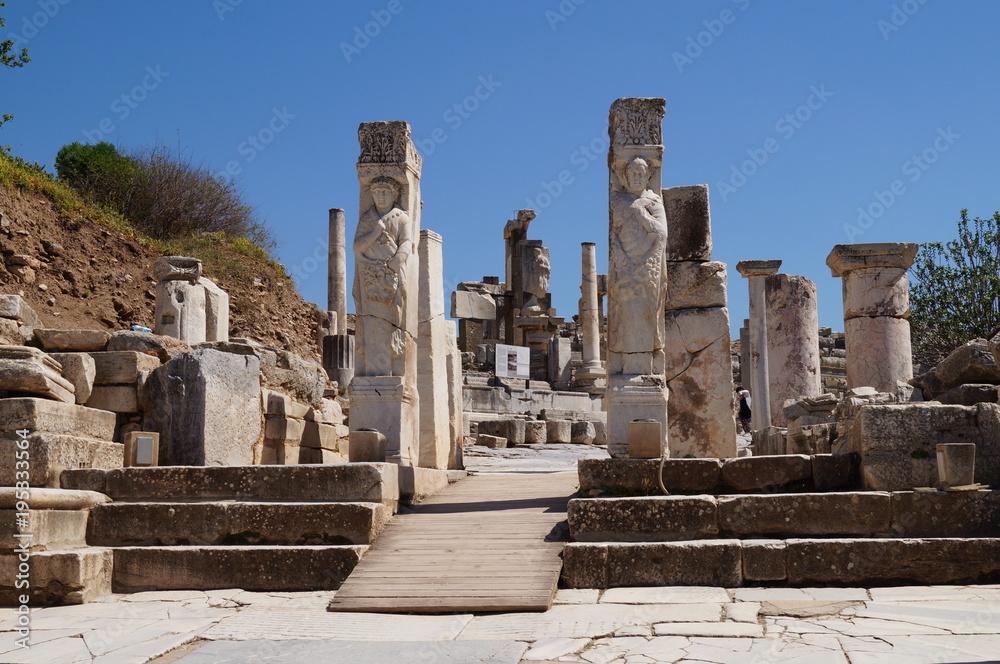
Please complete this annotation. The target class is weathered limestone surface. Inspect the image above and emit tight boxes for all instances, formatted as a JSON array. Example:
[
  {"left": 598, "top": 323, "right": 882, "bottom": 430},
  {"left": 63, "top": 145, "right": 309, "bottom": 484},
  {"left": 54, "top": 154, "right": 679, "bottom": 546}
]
[
  {"left": 718, "top": 493, "right": 892, "bottom": 537},
  {"left": 0, "top": 548, "right": 113, "bottom": 605},
  {"left": 0, "top": 432, "right": 122, "bottom": 486},
  {"left": 416, "top": 229, "right": 451, "bottom": 470},
  {"left": 89, "top": 350, "right": 161, "bottom": 385},
  {"left": 561, "top": 541, "right": 743, "bottom": 589},
  {"left": 765, "top": 274, "right": 821, "bottom": 427},
  {"left": 0, "top": 508, "right": 89, "bottom": 552},
  {"left": 662, "top": 184, "right": 712, "bottom": 262},
  {"left": 0, "top": 294, "right": 39, "bottom": 327},
  {"left": 578, "top": 457, "right": 722, "bottom": 493},
  {"left": 451, "top": 290, "right": 496, "bottom": 320},
  {"left": 86, "top": 384, "right": 138, "bottom": 414},
  {"left": 736, "top": 260, "right": 781, "bottom": 430},
  {"left": 154, "top": 278, "right": 207, "bottom": 345},
  {"left": 0, "top": 397, "right": 116, "bottom": 439},
  {"left": 143, "top": 349, "right": 262, "bottom": 466},
  {"left": 0, "top": 317, "right": 25, "bottom": 345},
  {"left": 258, "top": 347, "right": 327, "bottom": 409},
  {"left": 201, "top": 277, "right": 230, "bottom": 343},
  {"left": 569, "top": 497, "right": 718, "bottom": 542},
  {"left": 913, "top": 338, "right": 1000, "bottom": 399},
  {"left": 327, "top": 207, "right": 348, "bottom": 326},
  {"left": 444, "top": 320, "right": 464, "bottom": 469},
  {"left": 35, "top": 328, "right": 110, "bottom": 352},
  {"left": 0, "top": 344, "right": 75, "bottom": 402},
  {"left": 828, "top": 243, "right": 918, "bottom": 393},
  {"left": 49, "top": 352, "right": 96, "bottom": 404},
  {"left": 106, "top": 330, "right": 191, "bottom": 362},
  {"left": 721, "top": 455, "right": 812, "bottom": 491},
  {"left": 665, "top": 261, "right": 727, "bottom": 311}
]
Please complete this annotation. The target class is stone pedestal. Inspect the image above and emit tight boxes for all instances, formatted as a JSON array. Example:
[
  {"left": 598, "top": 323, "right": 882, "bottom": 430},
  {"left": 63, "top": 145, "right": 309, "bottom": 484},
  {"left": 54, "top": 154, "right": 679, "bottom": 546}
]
[
  {"left": 349, "top": 376, "right": 416, "bottom": 465},
  {"left": 327, "top": 207, "right": 348, "bottom": 328},
  {"left": 736, "top": 260, "right": 782, "bottom": 430},
  {"left": 765, "top": 273, "right": 821, "bottom": 427},
  {"left": 416, "top": 230, "right": 451, "bottom": 470},
  {"left": 322, "top": 334, "right": 354, "bottom": 389},
  {"left": 827, "top": 243, "right": 918, "bottom": 393},
  {"left": 607, "top": 374, "right": 669, "bottom": 459}
]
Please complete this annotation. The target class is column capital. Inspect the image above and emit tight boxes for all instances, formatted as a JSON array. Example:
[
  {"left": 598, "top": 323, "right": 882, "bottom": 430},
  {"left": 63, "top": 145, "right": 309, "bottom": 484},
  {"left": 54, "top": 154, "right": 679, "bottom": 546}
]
[
  {"left": 736, "top": 260, "right": 782, "bottom": 278},
  {"left": 826, "top": 243, "right": 918, "bottom": 277}
]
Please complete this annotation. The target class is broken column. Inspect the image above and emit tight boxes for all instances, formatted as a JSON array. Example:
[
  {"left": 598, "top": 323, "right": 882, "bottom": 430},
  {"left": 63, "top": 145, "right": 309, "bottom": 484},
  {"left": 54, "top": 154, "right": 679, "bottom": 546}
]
[
  {"left": 661, "top": 184, "right": 736, "bottom": 458},
  {"left": 605, "top": 97, "right": 670, "bottom": 459},
  {"left": 502, "top": 210, "right": 536, "bottom": 344},
  {"left": 736, "top": 260, "right": 782, "bottom": 430},
  {"left": 153, "top": 257, "right": 207, "bottom": 345},
  {"left": 827, "top": 243, "right": 918, "bottom": 394},
  {"left": 765, "top": 273, "right": 821, "bottom": 427},
  {"left": 416, "top": 229, "right": 451, "bottom": 470},
  {"left": 576, "top": 242, "right": 605, "bottom": 390},
  {"left": 349, "top": 121, "right": 421, "bottom": 465}
]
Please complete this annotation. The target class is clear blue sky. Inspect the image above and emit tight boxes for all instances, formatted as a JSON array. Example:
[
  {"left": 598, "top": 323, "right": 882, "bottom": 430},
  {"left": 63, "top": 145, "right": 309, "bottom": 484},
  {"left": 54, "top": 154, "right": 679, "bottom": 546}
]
[{"left": 4, "top": 0, "right": 998, "bottom": 335}]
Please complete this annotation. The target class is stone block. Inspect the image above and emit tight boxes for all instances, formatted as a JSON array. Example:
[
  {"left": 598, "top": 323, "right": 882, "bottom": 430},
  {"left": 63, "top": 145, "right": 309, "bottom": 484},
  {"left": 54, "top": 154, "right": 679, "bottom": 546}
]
[
  {"left": 934, "top": 338, "right": 1000, "bottom": 393},
  {"left": 0, "top": 547, "right": 113, "bottom": 605},
  {"left": 201, "top": 277, "right": 230, "bottom": 342},
  {"left": 785, "top": 538, "right": 1000, "bottom": 586},
  {"left": 665, "top": 261, "right": 726, "bottom": 310},
  {"left": 451, "top": 290, "right": 497, "bottom": 320},
  {"left": 811, "top": 453, "right": 856, "bottom": 491},
  {"left": 260, "top": 349, "right": 327, "bottom": 409},
  {"left": 721, "top": 455, "right": 812, "bottom": 491},
  {"left": 662, "top": 184, "right": 712, "bottom": 262},
  {"left": 718, "top": 492, "right": 892, "bottom": 537},
  {"left": 742, "top": 540, "right": 787, "bottom": 582},
  {"left": 0, "top": 487, "right": 109, "bottom": 510},
  {"left": 524, "top": 420, "right": 547, "bottom": 444},
  {"left": 477, "top": 434, "right": 507, "bottom": 449},
  {"left": 478, "top": 418, "right": 526, "bottom": 445},
  {"left": 0, "top": 509, "right": 89, "bottom": 552},
  {"left": 106, "top": 330, "right": 191, "bottom": 362},
  {"left": 890, "top": 490, "right": 1000, "bottom": 538},
  {"left": 307, "top": 398, "right": 344, "bottom": 425},
  {"left": 571, "top": 420, "right": 597, "bottom": 445},
  {"left": 568, "top": 496, "right": 718, "bottom": 542},
  {"left": 262, "top": 389, "right": 310, "bottom": 419},
  {"left": 578, "top": 457, "right": 722, "bottom": 493},
  {"left": 0, "top": 317, "right": 26, "bottom": 345},
  {"left": 937, "top": 442, "right": 976, "bottom": 487},
  {"left": 399, "top": 466, "right": 452, "bottom": 505},
  {"left": 35, "top": 329, "right": 110, "bottom": 352},
  {"left": 301, "top": 421, "right": 340, "bottom": 451},
  {"left": 154, "top": 255, "right": 203, "bottom": 282},
  {"left": 143, "top": 349, "right": 262, "bottom": 466},
  {"left": 0, "top": 345, "right": 75, "bottom": 402},
  {"left": 605, "top": 541, "right": 743, "bottom": 588},
  {"left": 0, "top": 397, "right": 116, "bottom": 440},
  {"left": 89, "top": 351, "right": 162, "bottom": 385},
  {"left": 349, "top": 430, "right": 386, "bottom": 462},
  {"left": 49, "top": 352, "right": 95, "bottom": 404},
  {"left": 154, "top": 279, "right": 207, "bottom": 344},
  {"left": 86, "top": 385, "right": 139, "bottom": 414},
  {"left": 934, "top": 383, "right": 1000, "bottom": 406},
  {"left": 0, "top": 294, "right": 39, "bottom": 327},
  {"left": 0, "top": 432, "right": 123, "bottom": 487},
  {"left": 546, "top": 419, "right": 572, "bottom": 444},
  {"left": 265, "top": 416, "right": 305, "bottom": 446}
]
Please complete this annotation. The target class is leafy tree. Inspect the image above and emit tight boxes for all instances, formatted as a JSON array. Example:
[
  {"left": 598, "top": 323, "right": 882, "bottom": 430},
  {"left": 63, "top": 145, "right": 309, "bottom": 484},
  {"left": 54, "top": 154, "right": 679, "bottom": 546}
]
[
  {"left": 55, "top": 141, "right": 142, "bottom": 211},
  {"left": 0, "top": 2, "right": 32, "bottom": 128},
  {"left": 909, "top": 209, "right": 1000, "bottom": 366}
]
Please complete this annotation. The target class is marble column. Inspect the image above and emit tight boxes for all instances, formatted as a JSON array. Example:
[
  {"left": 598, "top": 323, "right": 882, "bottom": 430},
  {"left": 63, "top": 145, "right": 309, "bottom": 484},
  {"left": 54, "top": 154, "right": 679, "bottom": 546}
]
[
  {"left": 327, "top": 208, "right": 348, "bottom": 328},
  {"left": 349, "top": 121, "right": 422, "bottom": 466},
  {"left": 765, "top": 273, "right": 821, "bottom": 427},
  {"left": 736, "top": 260, "right": 782, "bottom": 431},
  {"left": 606, "top": 97, "right": 670, "bottom": 459},
  {"left": 416, "top": 229, "right": 450, "bottom": 470},
  {"left": 444, "top": 320, "right": 464, "bottom": 470},
  {"left": 827, "top": 243, "right": 918, "bottom": 394},
  {"left": 577, "top": 242, "right": 605, "bottom": 385}
]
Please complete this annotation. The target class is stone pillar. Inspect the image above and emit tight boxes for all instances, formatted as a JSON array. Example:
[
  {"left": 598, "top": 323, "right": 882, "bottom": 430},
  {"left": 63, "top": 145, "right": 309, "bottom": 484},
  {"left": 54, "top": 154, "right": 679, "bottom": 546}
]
[
  {"left": 327, "top": 208, "right": 348, "bottom": 329},
  {"left": 577, "top": 242, "right": 605, "bottom": 387},
  {"left": 739, "top": 319, "right": 751, "bottom": 387},
  {"left": 827, "top": 243, "right": 918, "bottom": 393},
  {"left": 153, "top": 256, "right": 207, "bottom": 345},
  {"left": 662, "top": 184, "right": 736, "bottom": 458},
  {"left": 503, "top": 209, "right": 536, "bottom": 344},
  {"left": 736, "top": 260, "right": 782, "bottom": 430},
  {"left": 349, "top": 121, "right": 422, "bottom": 466},
  {"left": 444, "top": 320, "right": 464, "bottom": 470},
  {"left": 201, "top": 278, "right": 230, "bottom": 343},
  {"left": 322, "top": 334, "right": 354, "bottom": 389},
  {"left": 765, "top": 273, "right": 821, "bottom": 427},
  {"left": 606, "top": 97, "right": 670, "bottom": 459},
  {"left": 416, "top": 229, "right": 450, "bottom": 470}
]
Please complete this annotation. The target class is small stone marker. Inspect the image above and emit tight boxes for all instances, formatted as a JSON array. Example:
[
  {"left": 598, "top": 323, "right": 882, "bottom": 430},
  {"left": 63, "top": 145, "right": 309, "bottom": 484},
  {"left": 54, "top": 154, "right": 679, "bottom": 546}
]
[
  {"left": 628, "top": 419, "right": 663, "bottom": 459},
  {"left": 349, "top": 429, "right": 387, "bottom": 463},
  {"left": 124, "top": 431, "right": 160, "bottom": 467},
  {"left": 936, "top": 443, "right": 975, "bottom": 488}
]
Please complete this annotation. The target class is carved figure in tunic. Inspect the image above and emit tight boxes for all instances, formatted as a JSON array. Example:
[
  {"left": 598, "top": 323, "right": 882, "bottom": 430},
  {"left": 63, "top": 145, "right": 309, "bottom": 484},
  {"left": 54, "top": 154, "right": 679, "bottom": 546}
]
[
  {"left": 522, "top": 246, "right": 550, "bottom": 314},
  {"left": 608, "top": 157, "right": 668, "bottom": 375},
  {"left": 353, "top": 176, "right": 413, "bottom": 376}
]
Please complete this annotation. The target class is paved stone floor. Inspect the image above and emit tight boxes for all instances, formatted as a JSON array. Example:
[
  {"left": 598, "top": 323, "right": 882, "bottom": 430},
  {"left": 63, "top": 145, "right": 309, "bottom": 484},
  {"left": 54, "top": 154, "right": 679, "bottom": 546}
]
[{"left": 2, "top": 585, "right": 1000, "bottom": 663}]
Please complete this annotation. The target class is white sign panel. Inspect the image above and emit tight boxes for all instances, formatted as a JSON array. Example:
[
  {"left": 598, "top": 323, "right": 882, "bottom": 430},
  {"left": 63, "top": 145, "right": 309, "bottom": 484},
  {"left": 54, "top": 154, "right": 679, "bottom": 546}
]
[{"left": 494, "top": 344, "right": 530, "bottom": 380}]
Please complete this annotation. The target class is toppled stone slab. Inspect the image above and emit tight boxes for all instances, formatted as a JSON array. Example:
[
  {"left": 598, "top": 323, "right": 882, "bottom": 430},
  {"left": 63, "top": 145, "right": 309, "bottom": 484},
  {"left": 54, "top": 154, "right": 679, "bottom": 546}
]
[
  {"left": 934, "top": 383, "right": 1000, "bottom": 406},
  {"left": 477, "top": 434, "right": 507, "bottom": 449},
  {"left": 568, "top": 496, "right": 718, "bottom": 542},
  {"left": 0, "top": 547, "right": 113, "bottom": 605},
  {"left": 783, "top": 393, "right": 839, "bottom": 421},
  {"left": 0, "top": 344, "right": 75, "bottom": 402},
  {"left": 721, "top": 455, "right": 812, "bottom": 491},
  {"left": 912, "top": 338, "right": 1000, "bottom": 399},
  {"left": 0, "top": 432, "right": 123, "bottom": 487},
  {"left": 718, "top": 492, "right": 892, "bottom": 537},
  {"left": 34, "top": 328, "right": 110, "bottom": 352},
  {"left": 478, "top": 419, "right": 526, "bottom": 445},
  {"left": 0, "top": 397, "right": 116, "bottom": 440},
  {"left": 0, "top": 294, "right": 39, "bottom": 328},
  {"left": 578, "top": 458, "right": 722, "bottom": 493},
  {"left": 106, "top": 330, "right": 191, "bottom": 362},
  {"left": 48, "top": 352, "right": 95, "bottom": 404},
  {"left": 561, "top": 540, "right": 743, "bottom": 589}
]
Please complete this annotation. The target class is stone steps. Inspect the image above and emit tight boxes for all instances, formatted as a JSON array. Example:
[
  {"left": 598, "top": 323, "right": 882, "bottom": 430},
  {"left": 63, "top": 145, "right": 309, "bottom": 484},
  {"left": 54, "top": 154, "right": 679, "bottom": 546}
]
[
  {"left": 561, "top": 538, "right": 1000, "bottom": 589},
  {"left": 111, "top": 545, "right": 367, "bottom": 593}
]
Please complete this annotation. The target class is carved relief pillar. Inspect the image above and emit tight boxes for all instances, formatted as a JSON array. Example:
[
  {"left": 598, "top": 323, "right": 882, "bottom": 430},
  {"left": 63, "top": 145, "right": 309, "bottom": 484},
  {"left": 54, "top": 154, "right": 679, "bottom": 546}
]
[
  {"left": 605, "top": 97, "right": 670, "bottom": 459},
  {"left": 348, "top": 121, "right": 422, "bottom": 465}
]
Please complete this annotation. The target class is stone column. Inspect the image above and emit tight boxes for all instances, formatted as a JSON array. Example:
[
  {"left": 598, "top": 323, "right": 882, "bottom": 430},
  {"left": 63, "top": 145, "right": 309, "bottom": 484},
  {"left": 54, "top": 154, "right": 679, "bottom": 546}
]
[
  {"left": 736, "top": 260, "right": 781, "bottom": 431},
  {"left": 327, "top": 208, "right": 348, "bottom": 328},
  {"left": 444, "top": 320, "right": 464, "bottom": 470},
  {"left": 765, "top": 273, "right": 821, "bottom": 427},
  {"left": 739, "top": 319, "right": 751, "bottom": 387},
  {"left": 349, "top": 121, "right": 422, "bottom": 466},
  {"left": 416, "top": 229, "right": 450, "bottom": 470},
  {"left": 827, "top": 243, "right": 918, "bottom": 394},
  {"left": 606, "top": 97, "right": 670, "bottom": 459},
  {"left": 577, "top": 242, "right": 605, "bottom": 386}
]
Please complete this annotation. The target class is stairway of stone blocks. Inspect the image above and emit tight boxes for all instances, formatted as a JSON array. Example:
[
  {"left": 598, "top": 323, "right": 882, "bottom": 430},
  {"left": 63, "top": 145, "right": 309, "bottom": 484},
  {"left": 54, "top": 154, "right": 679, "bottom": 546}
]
[
  {"left": 562, "top": 455, "right": 1000, "bottom": 589},
  {"left": 42, "top": 464, "right": 400, "bottom": 599}
]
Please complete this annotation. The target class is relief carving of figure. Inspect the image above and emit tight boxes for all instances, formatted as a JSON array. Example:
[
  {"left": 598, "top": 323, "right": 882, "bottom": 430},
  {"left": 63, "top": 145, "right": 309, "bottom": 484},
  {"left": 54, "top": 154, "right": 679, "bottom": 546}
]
[
  {"left": 608, "top": 157, "right": 668, "bottom": 374},
  {"left": 522, "top": 246, "right": 550, "bottom": 314},
  {"left": 352, "top": 176, "right": 413, "bottom": 375}
]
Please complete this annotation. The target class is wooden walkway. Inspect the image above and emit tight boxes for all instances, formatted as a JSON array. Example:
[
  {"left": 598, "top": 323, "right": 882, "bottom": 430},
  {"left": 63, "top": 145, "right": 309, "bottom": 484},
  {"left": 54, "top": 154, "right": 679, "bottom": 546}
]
[{"left": 328, "top": 471, "right": 579, "bottom": 614}]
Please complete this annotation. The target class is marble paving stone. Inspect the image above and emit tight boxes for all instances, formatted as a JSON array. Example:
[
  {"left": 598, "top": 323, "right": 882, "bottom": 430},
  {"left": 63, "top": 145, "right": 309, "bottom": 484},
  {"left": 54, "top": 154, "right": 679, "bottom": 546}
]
[
  {"left": 759, "top": 600, "right": 861, "bottom": 618},
  {"left": 119, "top": 590, "right": 208, "bottom": 603},
  {"left": 733, "top": 587, "right": 869, "bottom": 603},
  {"left": 520, "top": 636, "right": 589, "bottom": 660},
  {"left": 807, "top": 616, "right": 952, "bottom": 637},
  {"left": 175, "top": 639, "right": 527, "bottom": 664},
  {"left": 458, "top": 604, "right": 724, "bottom": 641},
  {"left": 725, "top": 602, "right": 761, "bottom": 623},
  {"left": 652, "top": 622, "right": 764, "bottom": 637},
  {"left": 600, "top": 586, "right": 730, "bottom": 605},
  {"left": 552, "top": 589, "right": 601, "bottom": 605},
  {"left": 686, "top": 636, "right": 848, "bottom": 664},
  {"left": 855, "top": 601, "right": 1000, "bottom": 634},
  {"left": 0, "top": 635, "right": 92, "bottom": 664},
  {"left": 838, "top": 633, "right": 1000, "bottom": 664},
  {"left": 202, "top": 607, "right": 473, "bottom": 641},
  {"left": 91, "top": 629, "right": 203, "bottom": 664},
  {"left": 0, "top": 629, "right": 83, "bottom": 655},
  {"left": 867, "top": 584, "right": 1000, "bottom": 602},
  {"left": 574, "top": 636, "right": 649, "bottom": 664}
]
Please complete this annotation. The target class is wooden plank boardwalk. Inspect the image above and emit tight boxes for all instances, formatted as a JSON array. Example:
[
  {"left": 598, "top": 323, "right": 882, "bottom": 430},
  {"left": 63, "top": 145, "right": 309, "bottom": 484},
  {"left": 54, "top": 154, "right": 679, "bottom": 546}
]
[{"left": 328, "top": 471, "right": 579, "bottom": 614}]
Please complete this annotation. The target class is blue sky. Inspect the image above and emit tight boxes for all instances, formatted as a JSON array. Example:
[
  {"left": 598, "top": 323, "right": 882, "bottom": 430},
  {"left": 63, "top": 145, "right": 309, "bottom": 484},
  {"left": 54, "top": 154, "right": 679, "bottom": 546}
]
[{"left": 3, "top": 0, "right": 998, "bottom": 335}]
